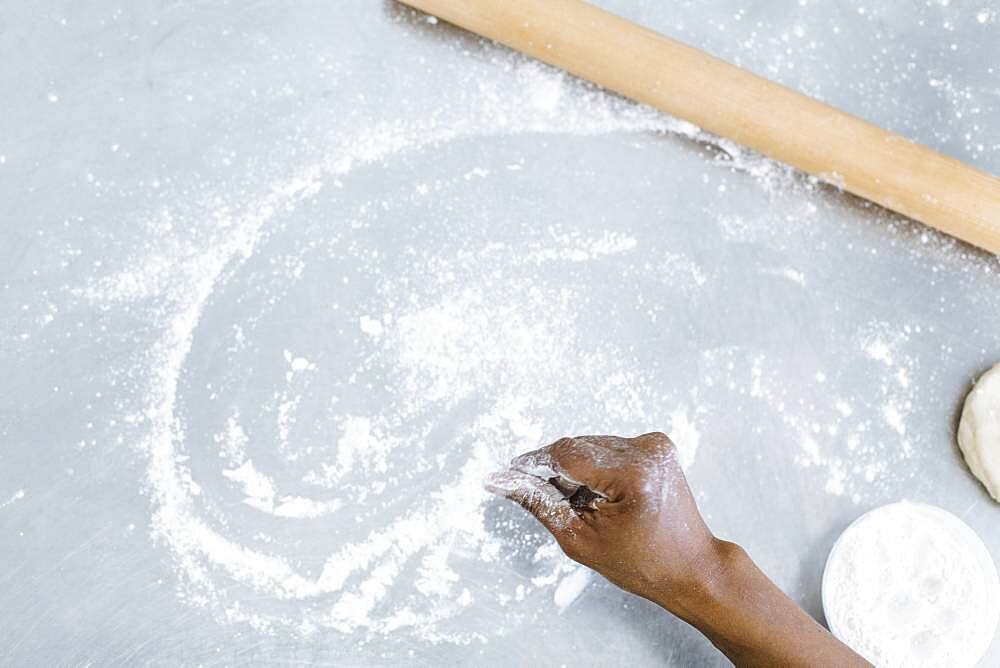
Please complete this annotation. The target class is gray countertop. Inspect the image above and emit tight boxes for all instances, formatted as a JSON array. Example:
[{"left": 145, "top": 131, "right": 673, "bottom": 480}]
[{"left": 2, "top": 1, "right": 999, "bottom": 665}]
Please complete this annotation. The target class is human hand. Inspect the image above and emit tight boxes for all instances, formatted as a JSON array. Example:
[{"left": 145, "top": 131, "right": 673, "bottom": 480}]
[
  {"left": 487, "top": 432, "right": 871, "bottom": 667},
  {"left": 486, "top": 432, "right": 720, "bottom": 605}
]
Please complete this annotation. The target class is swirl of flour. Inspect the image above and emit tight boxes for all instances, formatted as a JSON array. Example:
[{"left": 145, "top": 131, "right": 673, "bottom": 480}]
[
  {"left": 78, "top": 57, "right": 945, "bottom": 642},
  {"left": 120, "top": 65, "right": 715, "bottom": 640}
]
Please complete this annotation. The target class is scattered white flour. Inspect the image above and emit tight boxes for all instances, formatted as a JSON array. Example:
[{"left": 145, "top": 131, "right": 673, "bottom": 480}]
[
  {"left": 70, "top": 33, "right": 990, "bottom": 649},
  {"left": 0, "top": 489, "right": 25, "bottom": 510},
  {"left": 553, "top": 566, "right": 592, "bottom": 612},
  {"left": 761, "top": 266, "right": 807, "bottom": 286},
  {"left": 668, "top": 408, "right": 701, "bottom": 469},
  {"left": 284, "top": 349, "right": 315, "bottom": 373},
  {"left": 223, "top": 460, "right": 277, "bottom": 509},
  {"left": 525, "top": 229, "right": 638, "bottom": 263},
  {"left": 699, "top": 320, "right": 920, "bottom": 503},
  {"left": 864, "top": 339, "right": 895, "bottom": 365},
  {"left": 358, "top": 315, "right": 384, "bottom": 337},
  {"left": 222, "top": 460, "right": 342, "bottom": 519},
  {"left": 73, "top": 57, "right": 718, "bottom": 641},
  {"left": 528, "top": 75, "right": 564, "bottom": 114},
  {"left": 304, "top": 416, "right": 393, "bottom": 487},
  {"left": 823, "top": 502, "right": 1000, "bottom": 668},
  {"left": 215, "top": 408, "right": 343, "bottom": 520}
]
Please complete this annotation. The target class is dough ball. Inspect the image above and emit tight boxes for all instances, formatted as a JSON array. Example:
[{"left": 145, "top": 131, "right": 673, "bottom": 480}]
[
  {"left": 822, "top": 501, "right": 1000, "bottom": 668},
  {"left": 958, "top": 363, "right": 1000, "bottom": 501}
]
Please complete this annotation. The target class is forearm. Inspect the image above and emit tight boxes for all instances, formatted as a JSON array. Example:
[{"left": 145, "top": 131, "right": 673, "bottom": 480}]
[
  {"left": 491, "top": 434, "right": 870, "bottom": 665},
  {"left": 651, "top": 540, "right": 870, "bottom": 667}
]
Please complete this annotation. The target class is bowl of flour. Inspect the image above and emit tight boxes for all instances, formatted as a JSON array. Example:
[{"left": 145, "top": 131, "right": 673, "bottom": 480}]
[{"left": 822, "top": 501, "right": 1000, "bottom": 667}]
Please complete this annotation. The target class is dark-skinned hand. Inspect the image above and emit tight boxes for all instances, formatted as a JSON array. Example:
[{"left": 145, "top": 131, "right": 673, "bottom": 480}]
[{"left": 487, "top": 432, "right": 871, "bottom": 668}]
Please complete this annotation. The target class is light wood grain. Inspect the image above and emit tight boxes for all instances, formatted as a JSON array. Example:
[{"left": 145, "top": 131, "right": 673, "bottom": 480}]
[{"left": 400, "top": 0, "right": 1000, "bottom": 255}]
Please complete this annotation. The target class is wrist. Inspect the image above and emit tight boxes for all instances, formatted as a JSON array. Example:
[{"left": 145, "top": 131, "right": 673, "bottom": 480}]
[
  {"left": 648, "top": 538, "right": 750, "bottom": 626},
  {"left": 646, "top": 539, "right": 870, "bottom": 666}
]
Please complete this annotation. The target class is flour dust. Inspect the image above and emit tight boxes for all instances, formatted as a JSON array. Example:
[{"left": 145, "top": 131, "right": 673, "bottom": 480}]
[{"left": 74, "top": 49, "right": 998, "bottom": 649}]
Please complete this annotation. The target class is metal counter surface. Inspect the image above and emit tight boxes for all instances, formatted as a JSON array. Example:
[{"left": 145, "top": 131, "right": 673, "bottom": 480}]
[{"left": 2, "top": 1, "right": 999, "bottom": 665}]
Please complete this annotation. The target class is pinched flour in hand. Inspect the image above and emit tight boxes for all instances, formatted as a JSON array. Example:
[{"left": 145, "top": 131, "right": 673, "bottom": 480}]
[{"left": 69, "top": 21, "right": 1000, "bottom": 652}]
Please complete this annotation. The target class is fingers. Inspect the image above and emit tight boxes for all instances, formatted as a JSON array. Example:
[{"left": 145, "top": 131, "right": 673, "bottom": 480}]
[
  {"left": 510, "top": 437, "right": 593, "bottom": 482},
  {"left": 508, "top": 433, "right": 685, "bottom": 505},
  {"left": 485, "top": 469, "right": 578, "bottom": 535},
  {"left": 545, "top": 436, "right": 622, "bottom": 493},
  {"left": 635, "top": 431, "right": 675, "bottom": 453},
  {"left": 510, "top": 439, "right": 610, "bottom": 500},
  {"left": 508, "top": 445, "right": 558, "bottom": 478}
]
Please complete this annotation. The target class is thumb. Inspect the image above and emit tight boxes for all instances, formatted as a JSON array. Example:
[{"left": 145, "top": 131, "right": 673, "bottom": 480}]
[{"left": 485, "top": 469, "right": 577, "bottom": 535}]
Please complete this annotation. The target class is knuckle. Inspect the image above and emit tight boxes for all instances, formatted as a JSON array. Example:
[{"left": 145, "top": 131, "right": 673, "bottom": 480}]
[
  {"left": 650, "top": 431, "right": 672, "bottom": 445},
  {"left": 640, "top": 431, "right": 674, "bottom": 452},
  {"left": 549, "top": 436, "right": 578, "bottom": 464},
  {"left": 550, "top": 436, "right": 576, "bottom": 452}
]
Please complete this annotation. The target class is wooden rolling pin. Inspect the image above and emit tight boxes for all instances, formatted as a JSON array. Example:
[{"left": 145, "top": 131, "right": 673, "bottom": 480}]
[{"left": 399, "top": 0, "right": 1000, "bottom": 255}]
